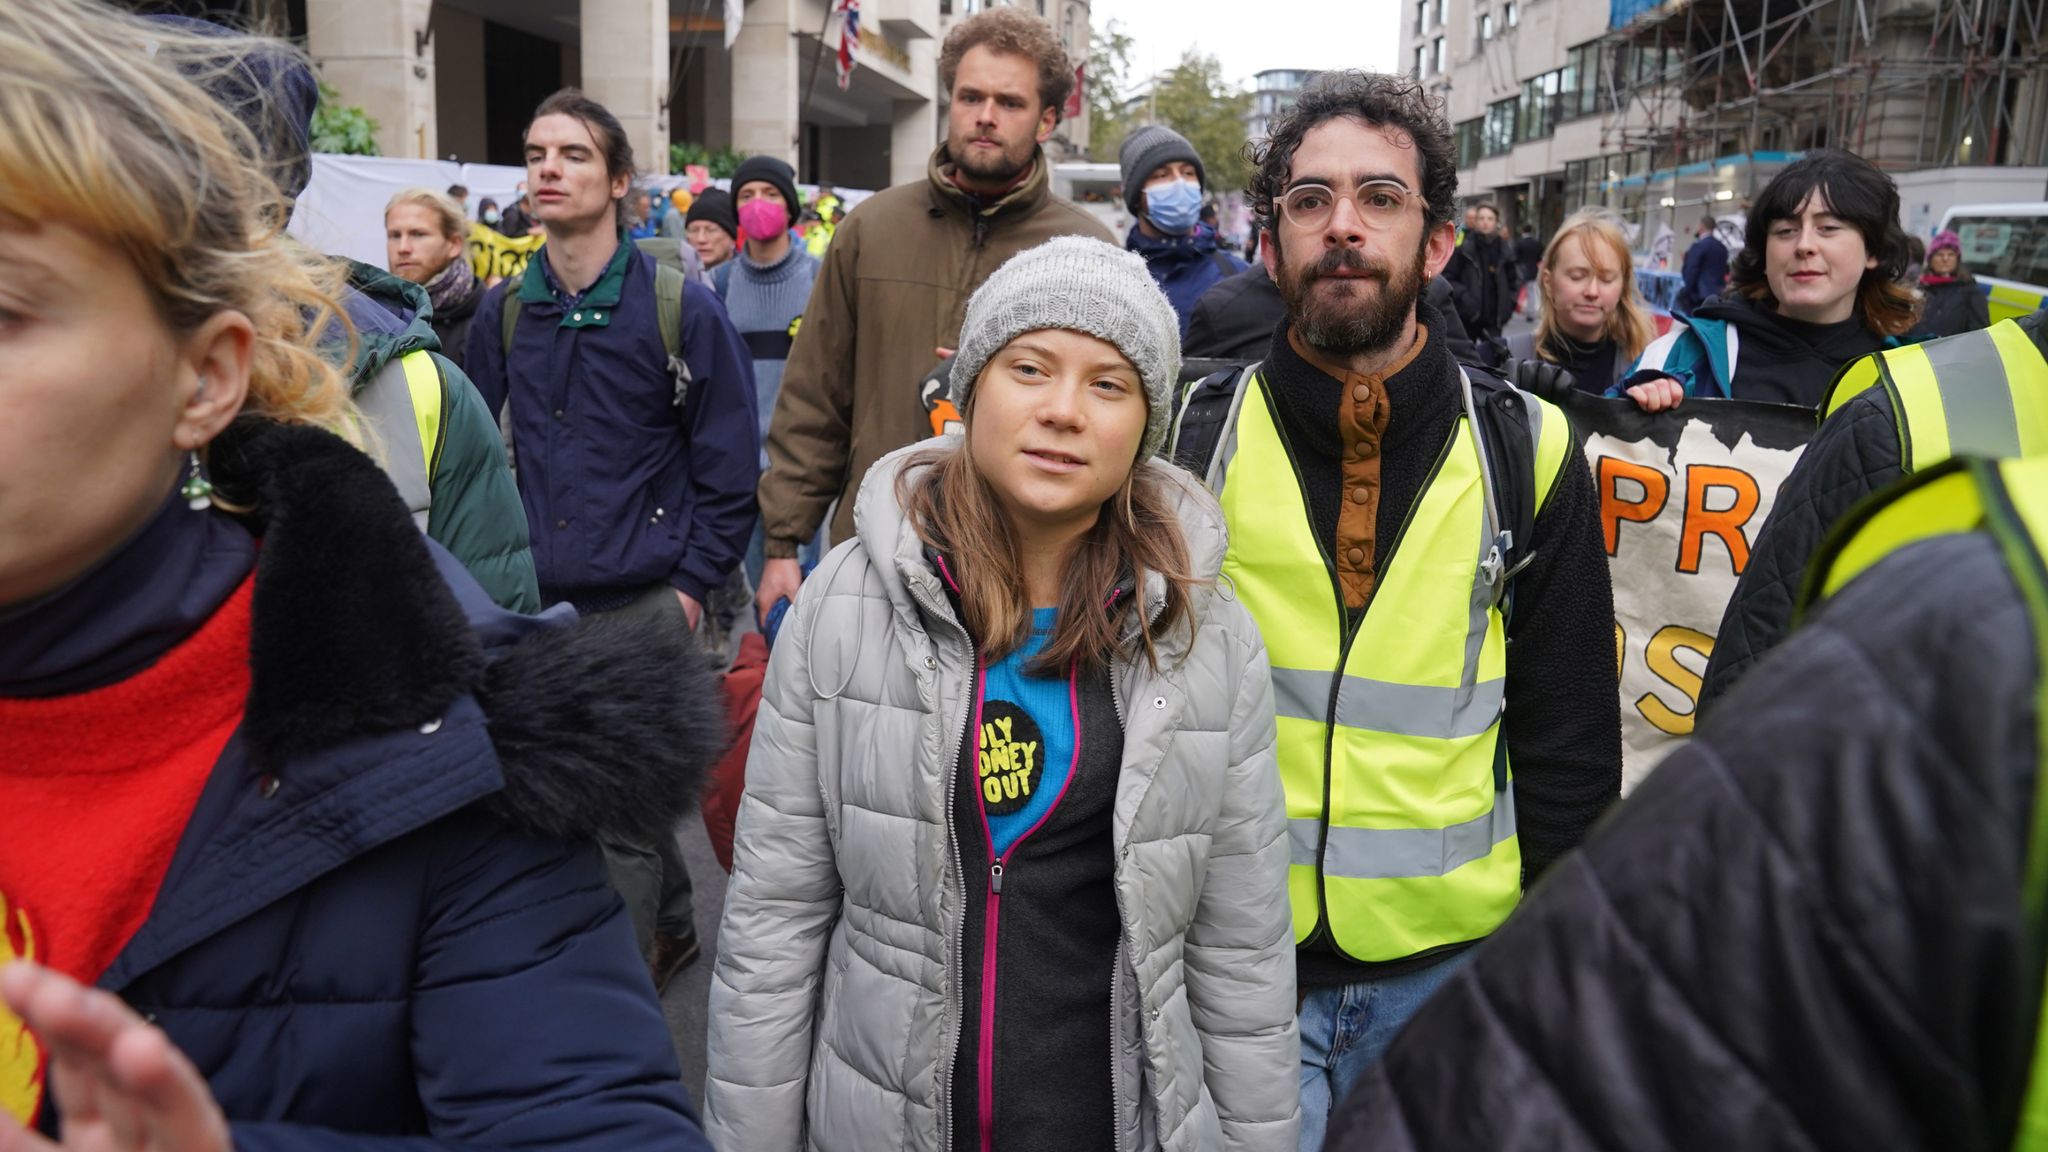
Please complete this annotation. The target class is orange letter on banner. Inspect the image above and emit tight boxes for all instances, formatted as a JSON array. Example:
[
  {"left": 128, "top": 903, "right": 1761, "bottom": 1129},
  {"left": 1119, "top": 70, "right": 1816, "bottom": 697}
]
[
  {"left": 1598, "top": 456, "right": 1670, "bottom": 555},
  {"left": 1678, "top": 465, "right": 1760, "bottom": 575},
  {"left": 1636, "top": 625, "right": 1714, "bottom": 735}
]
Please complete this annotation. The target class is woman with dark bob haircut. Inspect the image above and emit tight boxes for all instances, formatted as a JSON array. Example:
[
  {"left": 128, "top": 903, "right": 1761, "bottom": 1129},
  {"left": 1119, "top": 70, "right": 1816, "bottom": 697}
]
[{"left": 1620, "top": 148, "right": 1918, "bottom": 410}]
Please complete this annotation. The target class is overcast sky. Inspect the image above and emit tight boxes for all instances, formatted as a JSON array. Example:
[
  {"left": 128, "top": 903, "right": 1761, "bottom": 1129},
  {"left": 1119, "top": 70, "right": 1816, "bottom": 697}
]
[{"left": 1089, "top": 0, "right": 1402, "bottom": 90}]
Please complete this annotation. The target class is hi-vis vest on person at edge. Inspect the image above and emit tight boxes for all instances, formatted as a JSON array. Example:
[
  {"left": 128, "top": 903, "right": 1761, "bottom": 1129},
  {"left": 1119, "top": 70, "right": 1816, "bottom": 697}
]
[
  {"left": 1822, "top": 316, "right": 2048, "bottom": 466},
  {"left": 1794, "top": 454, "right": 2048, "bottom": 1152},
  {"left": 1172, "top": 365, "right": 1572, "bottom": 962}
]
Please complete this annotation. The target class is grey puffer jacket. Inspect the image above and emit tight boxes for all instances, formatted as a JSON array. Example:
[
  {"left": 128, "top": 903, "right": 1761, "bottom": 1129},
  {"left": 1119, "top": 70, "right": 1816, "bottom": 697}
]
[{"left": 705, "top": 441, "right": 1299, "bottom": 1152}]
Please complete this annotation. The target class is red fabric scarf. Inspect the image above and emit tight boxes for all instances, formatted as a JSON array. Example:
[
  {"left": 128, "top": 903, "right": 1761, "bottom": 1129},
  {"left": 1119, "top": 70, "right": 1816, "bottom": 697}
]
[{"left": 0, "top": 575, "right": 253, "bottom": 1125}]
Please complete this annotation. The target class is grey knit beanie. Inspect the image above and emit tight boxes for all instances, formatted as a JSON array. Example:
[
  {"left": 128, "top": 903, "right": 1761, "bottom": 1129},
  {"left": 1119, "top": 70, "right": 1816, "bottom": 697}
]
[
  {"left": 1118, "top": 125, "right": 1205, "bottom": 218},
  {"left": 951, "top": 236, "right": 1182, "bottom": 460}
]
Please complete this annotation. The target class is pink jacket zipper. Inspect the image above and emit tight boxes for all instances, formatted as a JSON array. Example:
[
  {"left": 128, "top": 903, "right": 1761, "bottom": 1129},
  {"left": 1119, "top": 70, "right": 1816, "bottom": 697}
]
[{"left": 971, "top": 659, "right": 1084, "bottom": 1152}]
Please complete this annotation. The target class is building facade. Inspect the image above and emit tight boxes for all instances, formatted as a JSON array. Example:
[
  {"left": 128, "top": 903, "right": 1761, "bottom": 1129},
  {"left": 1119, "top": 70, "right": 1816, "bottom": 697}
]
[
  {"left": 173, "top": 0, "right": 944, "bottom": 189},
  {"left": 1405, "top": 0, "right": 2048, "bottom": 250},
  {"left": 1247, "top": 68, "right": 1317, "bottom": 141}
]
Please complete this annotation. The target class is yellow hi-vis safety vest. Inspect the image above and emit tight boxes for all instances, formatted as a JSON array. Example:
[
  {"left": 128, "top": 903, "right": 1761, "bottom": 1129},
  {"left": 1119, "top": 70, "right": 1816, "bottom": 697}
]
[
  {"left": 1190, "top": 366, "right": 1572, "bottom": 962},
  {"left": 351, "top": 350, "right": 448, "bottom": 530},
  {"left": 1821, "top": 318, "right": 2048, "bottom": 469},
  {"left": 1795, "top": 455, "right": 2048, "bottom": 1152}
]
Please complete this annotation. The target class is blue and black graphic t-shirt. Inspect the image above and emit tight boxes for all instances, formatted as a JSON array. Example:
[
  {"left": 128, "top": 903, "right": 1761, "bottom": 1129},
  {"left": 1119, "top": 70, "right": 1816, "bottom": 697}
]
[{"left": 975, "top": 608, "right": 1078, "bottom": 857}]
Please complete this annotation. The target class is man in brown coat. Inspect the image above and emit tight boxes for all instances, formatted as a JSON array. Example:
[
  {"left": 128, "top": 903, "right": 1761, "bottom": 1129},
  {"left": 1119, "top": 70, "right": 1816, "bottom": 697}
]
[{"left": 753, "top": 6, "right": 1113, "bottom": 620}]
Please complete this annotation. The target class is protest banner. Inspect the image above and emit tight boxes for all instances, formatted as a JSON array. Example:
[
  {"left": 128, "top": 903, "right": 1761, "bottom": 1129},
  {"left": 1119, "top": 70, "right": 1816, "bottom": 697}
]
[
  {"left": 1549, "top": 390, "right": 1817, "bottom": 790},
  {"left": 467, "top": 221, "right": 546, "bottom": 282}
]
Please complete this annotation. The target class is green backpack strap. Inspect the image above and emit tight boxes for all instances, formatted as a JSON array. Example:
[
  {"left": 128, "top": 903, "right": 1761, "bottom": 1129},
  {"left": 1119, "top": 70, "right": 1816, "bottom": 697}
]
[
  {"left": 500, "top": 260, "right": 690, "bottom": 409},
  {"left": 500, "top": 288, "right": 522, "bottom": 359},
  {"left": 655, "top": 261, "right": 690, "bottom": 408}
]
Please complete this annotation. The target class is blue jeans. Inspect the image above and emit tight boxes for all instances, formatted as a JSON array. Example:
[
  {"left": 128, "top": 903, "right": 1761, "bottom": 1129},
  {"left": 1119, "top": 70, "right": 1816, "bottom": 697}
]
[{"left": 1296, "top": 949, "right": 1471, "bottom": 1152}]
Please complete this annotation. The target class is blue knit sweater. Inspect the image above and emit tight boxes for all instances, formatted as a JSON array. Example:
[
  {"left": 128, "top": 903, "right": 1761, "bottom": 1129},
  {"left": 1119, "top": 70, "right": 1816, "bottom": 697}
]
[{"left": 718, "top": 243, "right": 820, "bottom": 467}]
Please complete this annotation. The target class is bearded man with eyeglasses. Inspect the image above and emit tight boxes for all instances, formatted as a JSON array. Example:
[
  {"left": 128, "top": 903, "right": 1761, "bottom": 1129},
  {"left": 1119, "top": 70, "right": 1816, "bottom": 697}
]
[{"left": 1166, "top": 72, "right": 1620, "bottom": 1149}]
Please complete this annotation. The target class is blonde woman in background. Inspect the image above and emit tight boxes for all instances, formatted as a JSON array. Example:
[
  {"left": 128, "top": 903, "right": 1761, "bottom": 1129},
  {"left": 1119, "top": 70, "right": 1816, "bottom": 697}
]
[
  {"left": 0, "top": 4, "right": 719, "bottom": 1147},
  {"left": 1502, "top": 208, "right": 1657, "bottom": 394}
]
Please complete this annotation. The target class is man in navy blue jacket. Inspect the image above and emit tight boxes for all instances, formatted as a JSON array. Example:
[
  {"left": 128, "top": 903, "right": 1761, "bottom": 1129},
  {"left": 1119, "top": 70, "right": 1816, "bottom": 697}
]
[
  {"left": 1677, "top": 215, "right": 1730, "bottom": 316},
  {"left": 467, "top": 89, "right": 758, "bottom": 993}
]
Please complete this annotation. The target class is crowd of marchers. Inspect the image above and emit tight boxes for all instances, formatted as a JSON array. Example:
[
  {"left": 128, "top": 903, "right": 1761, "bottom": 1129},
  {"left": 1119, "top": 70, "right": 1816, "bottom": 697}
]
[{"left": 6, "top": 1, "right": 2048, "bottom": 1152}]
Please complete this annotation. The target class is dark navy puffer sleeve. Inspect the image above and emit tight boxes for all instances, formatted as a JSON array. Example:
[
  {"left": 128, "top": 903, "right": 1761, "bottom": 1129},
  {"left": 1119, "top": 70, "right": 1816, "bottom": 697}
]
[
  {"left": 668, "top": 279, "right": 760, "bottom": 603},
  {"left": 228, "top": 816, "right": 710, "bottom": 1152}
]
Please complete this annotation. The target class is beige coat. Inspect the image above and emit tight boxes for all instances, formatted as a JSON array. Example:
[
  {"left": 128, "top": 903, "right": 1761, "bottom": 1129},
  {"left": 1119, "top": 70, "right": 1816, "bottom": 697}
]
[{"left": 757, "top": 145, "right": 1115, "bottom": 552}]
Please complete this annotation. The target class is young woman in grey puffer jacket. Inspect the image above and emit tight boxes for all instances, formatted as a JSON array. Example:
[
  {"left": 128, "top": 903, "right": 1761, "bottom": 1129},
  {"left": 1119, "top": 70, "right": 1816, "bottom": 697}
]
[{"left": 705, "top": 237, "right": 1299, "bottom": 1152}]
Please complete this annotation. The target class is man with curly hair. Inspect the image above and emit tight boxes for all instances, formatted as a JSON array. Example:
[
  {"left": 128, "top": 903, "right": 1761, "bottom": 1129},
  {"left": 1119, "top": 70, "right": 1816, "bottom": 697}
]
[
  {"left": 752, "top": 6, "right": 1113, "bottom": 623},
  {"left": 1170, "top": 71, "right": 1620, "bottom": 1147}
]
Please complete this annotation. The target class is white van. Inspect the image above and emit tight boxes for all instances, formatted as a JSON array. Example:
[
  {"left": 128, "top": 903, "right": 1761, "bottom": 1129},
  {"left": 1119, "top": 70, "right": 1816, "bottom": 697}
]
[
  {"left": 1938, "top": 202, "right": 2048, "bottom": 322},
  {"left": 1051, "top": 161, "right": 1132, "bottom": 237}
]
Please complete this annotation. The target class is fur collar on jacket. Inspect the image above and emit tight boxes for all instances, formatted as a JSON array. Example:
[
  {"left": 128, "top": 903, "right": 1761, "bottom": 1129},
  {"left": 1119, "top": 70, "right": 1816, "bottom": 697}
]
[
  {"left": 206, "top": 418, "right": 723, "bottom": 842},
  {"left": 850, "top": 439, "right": 1230, "bottom": 665}
]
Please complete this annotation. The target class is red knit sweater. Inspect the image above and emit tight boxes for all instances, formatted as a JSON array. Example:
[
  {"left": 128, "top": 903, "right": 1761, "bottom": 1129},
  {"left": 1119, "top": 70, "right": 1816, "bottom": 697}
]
[{"left": 0, "top": 575, "right": 253, "bottom": 1125}]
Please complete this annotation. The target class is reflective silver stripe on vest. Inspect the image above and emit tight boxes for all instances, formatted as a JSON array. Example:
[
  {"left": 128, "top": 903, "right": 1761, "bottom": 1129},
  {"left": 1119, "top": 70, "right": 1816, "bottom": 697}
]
[
  {"left": 354, "top": 357, "right": 433, "bottom": 530},
  {"left": 1286, "top": 787, "right": 1516, "bottom": 877},
  {"left": 1924, "top": 328, "right": 2023, "bottom": 458},
  {"left": 1270, "top": 667, "right": 1505, "bottom": 739}
]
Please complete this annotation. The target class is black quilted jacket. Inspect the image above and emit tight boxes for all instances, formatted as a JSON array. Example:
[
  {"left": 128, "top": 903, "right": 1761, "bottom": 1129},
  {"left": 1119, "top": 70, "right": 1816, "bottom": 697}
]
[
  {"left": 1329, "top": 527, "right": 2043, "bottom": 1152},
  {"left": 1700, "top": 309, "right": 2048, "bottom": 713}
]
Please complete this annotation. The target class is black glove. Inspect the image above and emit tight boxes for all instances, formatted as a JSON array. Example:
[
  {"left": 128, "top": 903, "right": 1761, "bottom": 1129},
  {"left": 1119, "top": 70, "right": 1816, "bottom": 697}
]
[{"left": 1505, "top": 357, "right": 1578, "bottom": 401}]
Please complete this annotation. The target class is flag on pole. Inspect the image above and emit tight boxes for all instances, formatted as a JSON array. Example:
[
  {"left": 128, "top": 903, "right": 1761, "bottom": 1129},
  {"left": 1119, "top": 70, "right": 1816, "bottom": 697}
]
[
  {"left": 834, "top": 0, "right": 861, "bottom": 90},
  {"left": 724, "top": 0, "right": 744, "bottom": 49}
]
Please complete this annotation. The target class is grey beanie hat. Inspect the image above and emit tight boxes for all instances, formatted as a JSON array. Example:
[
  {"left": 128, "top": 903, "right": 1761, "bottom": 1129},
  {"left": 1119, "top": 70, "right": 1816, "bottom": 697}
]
[
  {"left": 1118, "top": 125, "right": 1205, "bottom": 218},
  {"left": 951, "top": 236, "right": 1183, "bottom": 460}
]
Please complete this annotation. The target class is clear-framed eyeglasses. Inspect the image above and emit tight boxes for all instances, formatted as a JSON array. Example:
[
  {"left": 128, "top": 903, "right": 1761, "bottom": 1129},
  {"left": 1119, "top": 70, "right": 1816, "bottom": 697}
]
[{"left": 1279, "top": 180, "right": 1422, "bottom": 231}]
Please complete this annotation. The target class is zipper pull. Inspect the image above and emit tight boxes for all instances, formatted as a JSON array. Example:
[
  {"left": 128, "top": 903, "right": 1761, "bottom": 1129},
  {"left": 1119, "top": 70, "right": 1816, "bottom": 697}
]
[{"left": 990, "top": 861, "right": 1004, "bottom": 894}]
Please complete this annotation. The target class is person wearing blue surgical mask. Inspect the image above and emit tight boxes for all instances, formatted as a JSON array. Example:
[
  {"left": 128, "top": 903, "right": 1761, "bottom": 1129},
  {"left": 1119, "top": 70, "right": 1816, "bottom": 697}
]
[{"left": 1118, "top": 124, "right": 1247, "bottom": 336}]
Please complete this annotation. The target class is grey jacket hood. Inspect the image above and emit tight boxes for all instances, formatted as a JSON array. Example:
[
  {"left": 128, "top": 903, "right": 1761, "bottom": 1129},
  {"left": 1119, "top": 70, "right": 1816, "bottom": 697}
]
[{"left": 851, "top": 438, "right": 1232, "bottom": 654}]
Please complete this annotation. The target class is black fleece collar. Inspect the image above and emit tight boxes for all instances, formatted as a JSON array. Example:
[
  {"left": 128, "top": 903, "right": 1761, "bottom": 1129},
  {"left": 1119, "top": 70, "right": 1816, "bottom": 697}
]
[
  {"left": 208, "top": 418, "right": 484, "bottom": 771},
  {"left": 203, "top": 419, "right": 725, "bottom": 843}
]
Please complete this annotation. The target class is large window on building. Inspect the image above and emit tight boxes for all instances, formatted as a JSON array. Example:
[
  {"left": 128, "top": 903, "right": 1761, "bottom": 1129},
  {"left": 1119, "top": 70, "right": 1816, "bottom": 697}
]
[
  {"left": 1505, "top": 1, "right": 1518, "bottom": 25},
  {"left": 1518, "top": 70, "right": 1561, "bottom": 142},
  {"left": 1414, "top": 45, "right": 1427, "bottom": 78},
  {"left": 1433, "top": 36, "right": 1446, "bottom": 74},
  {"left": 1416, "top": 0, "right": 1428, "bottom": 32},
  {"left": 1484, "top": 97, "right": 1517, "bottom": 156},
  {"left": 1456, "top": 118, "right": 1484, "bottom": 169},
  {"left": 1560, "top": 43, "right": 1603, "bottom": 119},
  {"left": 1478, "top": 9, "right": 1494, "bottom": 46}
]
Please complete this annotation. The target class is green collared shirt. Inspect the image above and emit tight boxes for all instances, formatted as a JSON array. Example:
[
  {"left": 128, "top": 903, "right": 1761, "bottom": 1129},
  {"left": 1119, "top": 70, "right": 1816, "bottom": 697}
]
[{"left": 518, "top": 236, "right": 632, "bottom": 329}]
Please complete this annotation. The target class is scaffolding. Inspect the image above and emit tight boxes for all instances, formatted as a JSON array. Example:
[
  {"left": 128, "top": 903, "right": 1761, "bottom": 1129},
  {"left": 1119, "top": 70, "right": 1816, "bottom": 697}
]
[{"left": 1592, "top": 0, "right": 2047, "bottom": 206}]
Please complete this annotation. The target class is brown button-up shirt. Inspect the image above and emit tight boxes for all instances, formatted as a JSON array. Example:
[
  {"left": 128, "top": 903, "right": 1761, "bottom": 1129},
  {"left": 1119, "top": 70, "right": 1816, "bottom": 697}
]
[{"left": 1286, "top": 325, "right": 1426, "bottom": 610}]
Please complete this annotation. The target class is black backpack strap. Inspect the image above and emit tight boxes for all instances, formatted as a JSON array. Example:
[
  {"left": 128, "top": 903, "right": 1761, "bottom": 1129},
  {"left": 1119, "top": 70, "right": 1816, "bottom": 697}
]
[
  {"left": 1209, "top": 249, "right": 1239, "bottom": 279},
  {"left": 1168, "top": 363, "right": 1257, "bottom": 483},
  {"left": 1460, "top": 366, "right": 1540, "bottom": 624}
]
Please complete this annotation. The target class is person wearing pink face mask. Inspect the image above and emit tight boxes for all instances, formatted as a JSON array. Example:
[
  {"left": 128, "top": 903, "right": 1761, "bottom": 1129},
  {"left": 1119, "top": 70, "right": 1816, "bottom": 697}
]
[{"left": 717, "top": 155, "right": 822, "bottom": 582}]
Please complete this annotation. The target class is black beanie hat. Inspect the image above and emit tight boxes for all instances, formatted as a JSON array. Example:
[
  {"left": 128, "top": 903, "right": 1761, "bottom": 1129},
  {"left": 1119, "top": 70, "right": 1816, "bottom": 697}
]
[
  {"left": 1117, "top": 125, "right": 1205, "bottom": 219},
  {"left": 729, "top": 155, "right": 803, "bottom": 231},
  {"left": 685, "top": 188, "right": 739, "bottom": 241}
]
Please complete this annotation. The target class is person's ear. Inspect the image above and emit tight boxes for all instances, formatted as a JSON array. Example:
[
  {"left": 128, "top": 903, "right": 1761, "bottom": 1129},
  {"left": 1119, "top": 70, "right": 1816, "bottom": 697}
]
[
  {"left": 1035, "top": 103, "right": 1058, "bottom": 143},
  {"left": 174, "top": 310, "right": 254, "bottom": 451},
  {"left": 1423, "top": 221, "right": 1457, "bottom": 278},
  {"left": 1260, "top": 229, "right": 1280, "bottom": 280}
]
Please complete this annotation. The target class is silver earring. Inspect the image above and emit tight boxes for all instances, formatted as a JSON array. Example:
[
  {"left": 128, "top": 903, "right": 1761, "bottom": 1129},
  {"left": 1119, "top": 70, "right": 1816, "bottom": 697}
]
[{"left": 181, "top": 449, "right": 214, "bottom": 511}]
